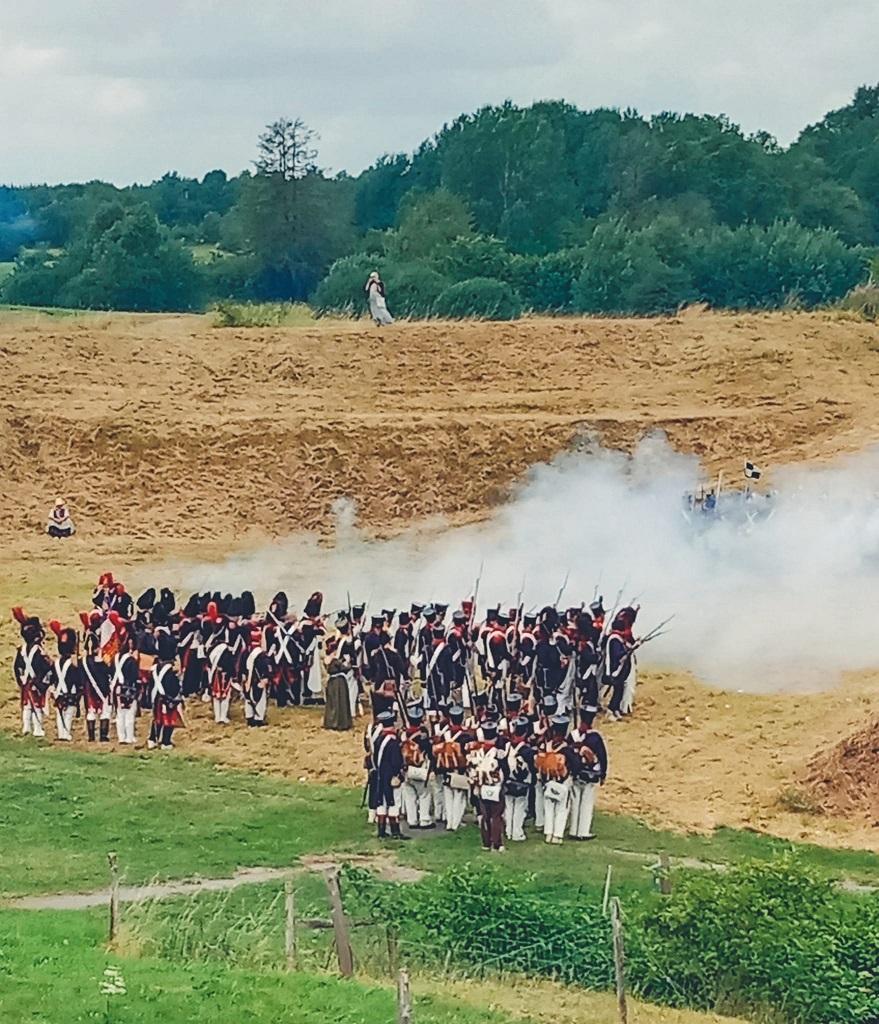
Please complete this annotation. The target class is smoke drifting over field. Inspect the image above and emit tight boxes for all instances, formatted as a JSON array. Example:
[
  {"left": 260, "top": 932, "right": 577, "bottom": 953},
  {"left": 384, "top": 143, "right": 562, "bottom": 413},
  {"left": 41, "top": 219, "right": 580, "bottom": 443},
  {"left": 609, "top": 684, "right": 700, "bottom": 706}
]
[{"left": 181, "top": 435, "right": 879, "bottom": 691}]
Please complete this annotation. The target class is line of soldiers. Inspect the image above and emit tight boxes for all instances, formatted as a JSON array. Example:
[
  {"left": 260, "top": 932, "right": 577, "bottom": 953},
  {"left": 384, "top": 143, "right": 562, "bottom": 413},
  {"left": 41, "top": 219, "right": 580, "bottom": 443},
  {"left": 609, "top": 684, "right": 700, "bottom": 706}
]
[{"left": 11, "top": 572, "right": 649, "bottom": 768}]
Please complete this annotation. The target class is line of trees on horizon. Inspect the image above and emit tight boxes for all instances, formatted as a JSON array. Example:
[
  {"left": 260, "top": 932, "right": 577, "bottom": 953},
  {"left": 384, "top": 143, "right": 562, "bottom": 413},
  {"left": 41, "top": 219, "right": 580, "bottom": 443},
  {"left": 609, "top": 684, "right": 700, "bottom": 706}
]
[{"left": 1, "top": 85, "right": 878, "bottom": 317}]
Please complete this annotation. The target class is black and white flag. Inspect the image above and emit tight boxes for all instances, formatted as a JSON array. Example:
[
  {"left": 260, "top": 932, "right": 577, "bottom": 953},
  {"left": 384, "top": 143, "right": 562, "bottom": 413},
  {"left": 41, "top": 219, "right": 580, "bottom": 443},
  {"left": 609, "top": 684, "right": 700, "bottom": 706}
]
[{"left": 744, "top": 461, "right": 762, "bottom": 480}]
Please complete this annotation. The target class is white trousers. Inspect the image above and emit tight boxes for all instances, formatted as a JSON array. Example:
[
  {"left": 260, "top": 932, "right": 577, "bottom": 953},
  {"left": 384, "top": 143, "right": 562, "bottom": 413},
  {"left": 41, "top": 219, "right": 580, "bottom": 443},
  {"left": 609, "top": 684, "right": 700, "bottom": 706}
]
[
  {"left": 116, "top": 704, "right": 138, "bottom": 744},
  {"left": 534, "top": 781, "right": 545, "bottom": 828},
  {"left": 505, "top": 794, "right": 528, "bottom": 842},
  {"left": 213, "top": 696, "right": 231, "bottom": 723},
  {"left": 443, "top": 785, "right": 469, "bottom": 831},
  {"left": 621, "top": 661, "right": 637, "bottom": 714},
  {"left": 543, "top": 779, "right": 572, "bottom": 840},
  {"left": 402, "top": 778, "right": 433, "bottom": 826},
  {"left": 86, "top": 701, "right": 111, "bottom": 722},
  {"left": 569, "top": 781, "right": 598, "bottom": 838},
  {"left": 22, "top": 706, "right": 45, "bottom": 737},
  {"left": 429, "top": 776, "right": 445, "bottom": 821},
  {"left": 244, "top": 691, "right": 267, "bottom": 722},
  {"left": 55, "top": 706, "right": 75, "bottom": 741},
  {"left": 376, "top": 787, "right": 401, "bottom": 819}
]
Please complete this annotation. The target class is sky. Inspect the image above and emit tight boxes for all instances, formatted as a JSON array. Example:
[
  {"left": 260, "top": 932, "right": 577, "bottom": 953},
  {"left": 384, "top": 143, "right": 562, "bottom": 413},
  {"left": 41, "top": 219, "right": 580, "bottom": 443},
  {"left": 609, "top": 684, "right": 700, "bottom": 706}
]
[{"left": 1, "top": 0, "right": 877, "bottom": 186}]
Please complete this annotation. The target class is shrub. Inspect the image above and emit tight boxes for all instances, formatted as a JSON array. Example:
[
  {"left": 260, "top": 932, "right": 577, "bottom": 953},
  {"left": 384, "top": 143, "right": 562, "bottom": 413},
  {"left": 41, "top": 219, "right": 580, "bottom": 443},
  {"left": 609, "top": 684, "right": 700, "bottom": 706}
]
[
  {"left": 312, "top": 252, "right": 381, "bottom": 315},
  {"left": 432, "top": 276, "right": 523, "bottom": 320},
  {"left": 384, "top": 263, "right": 450, "bottom": 318},
  {"left": 837, "top": 282, "right": 879, "bottom": 320},
  {"left": 627, "top": 856, "right": 879, "bottom": 1024},
  {"left": 509, "top": 249, "right": 583, "bottom": 311},
  {"left": 213, "top": 301, "right": 314, "bottom": 328},
  {"left": 346, "top": 864, "right": 614, "bottom": 987}
]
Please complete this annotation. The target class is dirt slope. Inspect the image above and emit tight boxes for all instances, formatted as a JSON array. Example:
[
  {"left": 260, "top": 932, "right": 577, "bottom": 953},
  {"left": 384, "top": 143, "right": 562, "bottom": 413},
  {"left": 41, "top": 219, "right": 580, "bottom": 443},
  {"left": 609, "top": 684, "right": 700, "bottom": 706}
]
[
  {"left": 2, "top": 307, "right": 879, "bottom": 544},
  {"left": 3, "top": 307, "right": 879, "bottom": 848}
]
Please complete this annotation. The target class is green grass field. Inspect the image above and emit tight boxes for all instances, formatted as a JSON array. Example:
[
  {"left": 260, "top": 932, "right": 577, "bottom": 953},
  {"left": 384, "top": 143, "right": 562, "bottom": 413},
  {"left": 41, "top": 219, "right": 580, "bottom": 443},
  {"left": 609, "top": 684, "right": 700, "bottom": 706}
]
[
  {"left": 1, "top": 734, "right": 876, "bottom": 900},
  {"left": 0, "top": 905, "right": 527, "bottom": 1024}
]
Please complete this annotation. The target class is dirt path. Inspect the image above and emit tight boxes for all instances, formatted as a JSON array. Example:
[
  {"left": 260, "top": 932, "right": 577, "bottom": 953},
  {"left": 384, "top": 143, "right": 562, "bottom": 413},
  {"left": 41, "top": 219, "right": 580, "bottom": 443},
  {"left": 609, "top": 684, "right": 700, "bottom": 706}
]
[{"left": 2, "top": 853, "right": 425, "bottom": 912}]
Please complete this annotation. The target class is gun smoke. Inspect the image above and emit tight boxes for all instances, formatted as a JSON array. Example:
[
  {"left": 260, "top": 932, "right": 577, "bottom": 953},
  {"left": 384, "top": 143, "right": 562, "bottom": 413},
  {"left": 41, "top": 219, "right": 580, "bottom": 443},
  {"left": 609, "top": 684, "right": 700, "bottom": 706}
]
[{"left": 176, "top": 434, "right": 879, "bottom": 692}]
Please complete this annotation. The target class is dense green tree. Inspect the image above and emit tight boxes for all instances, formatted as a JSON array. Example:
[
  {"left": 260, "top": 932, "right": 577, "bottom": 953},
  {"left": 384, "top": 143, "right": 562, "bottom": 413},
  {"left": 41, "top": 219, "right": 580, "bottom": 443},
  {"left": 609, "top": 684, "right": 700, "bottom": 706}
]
[
  {"left": 392, "top": 188, "right": 473, "bottom": 259},
  {"left": 2, "top": 202, "right": 202, "bottom": 311}
]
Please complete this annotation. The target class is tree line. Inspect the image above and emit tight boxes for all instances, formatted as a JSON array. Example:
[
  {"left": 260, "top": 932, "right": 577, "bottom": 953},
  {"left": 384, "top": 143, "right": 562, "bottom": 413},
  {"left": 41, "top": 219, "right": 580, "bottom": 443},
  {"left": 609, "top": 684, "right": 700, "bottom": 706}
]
[{"left": 2, "top": 86, "right": 878, "bottom": 316}]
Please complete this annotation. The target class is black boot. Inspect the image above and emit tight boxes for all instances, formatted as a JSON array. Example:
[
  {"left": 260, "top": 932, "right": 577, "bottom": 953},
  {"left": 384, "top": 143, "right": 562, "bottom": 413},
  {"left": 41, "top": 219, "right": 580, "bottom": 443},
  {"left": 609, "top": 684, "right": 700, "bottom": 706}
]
[
  {"left": 390, "top": 819, "right": 411, "bottom": 841},
  {"left": 99, "top": 720, "right": 110, "bottom": 743},
  {"left": 86, "top": 720, "right": 96, "bottom": 742},
  {"left": 377, "top": 817, "right": 388, "bottom": 839},
  {"left": 161, "top": 726, "right": 174, "bottom": 749}
]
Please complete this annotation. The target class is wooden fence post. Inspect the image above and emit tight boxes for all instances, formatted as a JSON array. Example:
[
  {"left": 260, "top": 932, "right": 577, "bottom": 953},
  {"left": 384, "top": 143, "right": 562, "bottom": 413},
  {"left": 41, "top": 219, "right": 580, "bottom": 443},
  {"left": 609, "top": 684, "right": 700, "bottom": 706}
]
[
  {"left": 325, "top": 867, "right": 354, "bottom": 978},
  {"left": 659, "top": 852, "right": 672, "bottom": 895},
  {"left": 386, "top": 923, "right": 399, "bottom": 975},
  {"left": 610, "top": 897, "right": 628, "bottom": 1024},
  {"left": 602, "top": 864, "right": 613, "bottom": 916},
  {"left": 397, "top": 967, "right": 412, "bottom": 1024},
  {"left": 284, "top": 879, "right": 298, "bottom": 971},
  {"left": 107, "top": 852, "right": 120, "bottom": 944}
]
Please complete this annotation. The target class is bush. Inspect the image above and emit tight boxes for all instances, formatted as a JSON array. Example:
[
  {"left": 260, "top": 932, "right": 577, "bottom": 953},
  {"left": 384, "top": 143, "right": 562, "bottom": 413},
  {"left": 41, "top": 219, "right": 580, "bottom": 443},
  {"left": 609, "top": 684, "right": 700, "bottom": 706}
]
[
  {"left": 432, "top": 276, "right": 523, "bottom": 320},
  {"left": 312, "top": 252, "right": 381, "bottom": 315},
  {"left": 573, "top": 221, "right": 694, "bottom": 315},
  {"left": 628, "top": 856, "right": 879, "bottom": 1024},
  {"left": 346, "top": 864, "right": 614, "bottom": 987},
  {"left": 690, "top": 221, "right": 867, "bottom": 309},
  {"left": 383, "top": 263, "right": 449, "bottom": 318},
  {"left": 838, "top": 282, "right": 879, "bottom": 320},
  {"left": 213, "top": 301, "right": 314, "bottom": 328},
  {"left": 509, "top": 249, "right": 583, "bottom": 311}
]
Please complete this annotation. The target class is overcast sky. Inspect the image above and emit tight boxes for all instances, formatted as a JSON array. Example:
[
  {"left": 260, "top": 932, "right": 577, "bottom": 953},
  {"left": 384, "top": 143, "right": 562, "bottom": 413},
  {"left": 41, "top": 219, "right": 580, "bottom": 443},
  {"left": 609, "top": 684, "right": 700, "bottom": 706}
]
[{"left": 2, "top": 0, "right": 877, "bottom": 186}]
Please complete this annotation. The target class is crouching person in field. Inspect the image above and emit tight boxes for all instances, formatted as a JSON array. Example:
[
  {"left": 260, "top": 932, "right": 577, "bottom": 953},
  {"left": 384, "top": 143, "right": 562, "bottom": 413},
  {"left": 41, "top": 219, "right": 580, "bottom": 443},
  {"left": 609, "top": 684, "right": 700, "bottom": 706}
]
[
  {"left": 46, "top": 498, "right": 76, "bottom": 538},
  {"left": 569, "top": 706, "right": 608, "bottom": 841}
]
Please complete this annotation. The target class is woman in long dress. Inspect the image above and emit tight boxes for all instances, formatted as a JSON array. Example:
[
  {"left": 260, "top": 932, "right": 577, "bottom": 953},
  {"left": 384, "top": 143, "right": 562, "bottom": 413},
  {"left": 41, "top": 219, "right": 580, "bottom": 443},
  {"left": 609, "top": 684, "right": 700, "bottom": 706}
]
[{"left": 365, "top": 271, "right": 394, "bottom": 325}]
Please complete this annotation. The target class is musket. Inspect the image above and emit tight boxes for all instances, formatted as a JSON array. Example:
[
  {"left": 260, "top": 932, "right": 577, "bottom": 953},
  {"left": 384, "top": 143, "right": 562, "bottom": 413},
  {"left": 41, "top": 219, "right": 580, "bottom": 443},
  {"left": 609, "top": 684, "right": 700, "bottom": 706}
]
[
  {"left": 631, "top": 615, "right": 675, "bottom": 651},
  {"left": 554, "top": 571, "right": 570, "bottom": 609},
  {"left": 467, "top": 561, "right": 484, "bottom": 694}
]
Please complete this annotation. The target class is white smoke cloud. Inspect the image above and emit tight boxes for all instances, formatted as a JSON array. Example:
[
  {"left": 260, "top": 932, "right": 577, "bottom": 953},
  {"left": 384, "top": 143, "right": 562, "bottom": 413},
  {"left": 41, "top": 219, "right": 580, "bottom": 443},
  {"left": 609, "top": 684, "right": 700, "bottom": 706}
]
[{"left": 172, "top": 435, "right": 879, "bottom": 692}]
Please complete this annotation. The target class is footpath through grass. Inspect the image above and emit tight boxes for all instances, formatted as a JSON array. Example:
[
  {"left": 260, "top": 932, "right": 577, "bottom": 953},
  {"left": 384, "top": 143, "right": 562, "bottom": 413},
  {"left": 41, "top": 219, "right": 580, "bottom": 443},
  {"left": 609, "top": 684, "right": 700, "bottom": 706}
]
[{"left": 0, "top": 733, "right": 877, "bottom": 898}]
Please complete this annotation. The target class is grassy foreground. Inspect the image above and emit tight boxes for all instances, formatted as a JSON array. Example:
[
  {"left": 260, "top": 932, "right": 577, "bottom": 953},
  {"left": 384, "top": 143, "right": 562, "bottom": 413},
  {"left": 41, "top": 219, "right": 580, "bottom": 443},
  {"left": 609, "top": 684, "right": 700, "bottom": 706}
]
[
  {"left": 1, "top": 734, "right": 877, "bottom": 898},
  {"left": 0, "top": 904, "right": 744, "bottom": 1024}
]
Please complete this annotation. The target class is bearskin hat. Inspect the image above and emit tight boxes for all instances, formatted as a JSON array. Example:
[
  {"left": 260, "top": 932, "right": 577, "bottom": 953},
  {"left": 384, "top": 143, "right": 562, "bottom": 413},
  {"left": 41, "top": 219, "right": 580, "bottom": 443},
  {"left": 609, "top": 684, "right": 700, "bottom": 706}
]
[
  {"left": 183, "top": 593, "right": 202, "bottom": 618},
  {"left": 240, "top": 591, "right": 256, "bottom": 618},
  {"left": 539, "top": 606, "right": 560, "bottom": 632},
  {"left": 21, "top": 619, "right": 43, "bottom": 645},
  {"left": 136, "top": 588, "right": 156, "bottom": 611},
  {"left": 158, "top": 588, "right": 175, "bottom": 613},
  {"left": 270, "top": 591, "right": 289, "bottom": 618},
  {"left": 56, "top": 626, "right": 77, "bottom": 657},
  {"left": 156, "top": 631, "right": 177, "bottom": 663},
  {"left": 304, "top": 591, "right": 323, "bottom": 619}
]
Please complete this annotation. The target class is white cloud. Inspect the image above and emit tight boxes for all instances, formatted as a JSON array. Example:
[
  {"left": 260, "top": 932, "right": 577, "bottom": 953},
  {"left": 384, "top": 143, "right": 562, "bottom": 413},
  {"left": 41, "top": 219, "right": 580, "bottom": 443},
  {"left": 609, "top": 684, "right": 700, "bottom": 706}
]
[{"left": 0, "top": 1, "right": 877, "bottom": 184}]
